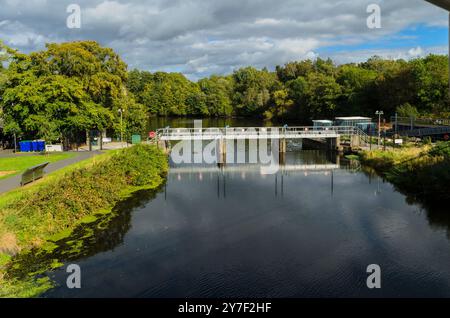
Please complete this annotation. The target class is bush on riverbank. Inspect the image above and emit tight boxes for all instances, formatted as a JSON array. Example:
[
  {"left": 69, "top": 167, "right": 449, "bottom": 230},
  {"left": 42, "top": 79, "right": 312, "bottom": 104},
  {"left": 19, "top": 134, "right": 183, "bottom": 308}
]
[
  {"left": 360, "top": 142, "right": 450, "bottom": 204},
  {"left": 359, "top": 146, "right": 428, "bottom": 171},
  {"left": 0, "top": 144, "right": 168, "bottom": 255}
]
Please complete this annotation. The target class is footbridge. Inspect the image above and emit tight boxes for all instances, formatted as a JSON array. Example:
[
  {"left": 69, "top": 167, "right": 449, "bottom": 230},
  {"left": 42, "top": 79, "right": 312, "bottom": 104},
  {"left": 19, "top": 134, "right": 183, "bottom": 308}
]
[
  {"left": 155, "top": 126, "right": 367, "bottom": 152},
  {"left": 156, "top": 126, "right": 355, "bottom": 141}
]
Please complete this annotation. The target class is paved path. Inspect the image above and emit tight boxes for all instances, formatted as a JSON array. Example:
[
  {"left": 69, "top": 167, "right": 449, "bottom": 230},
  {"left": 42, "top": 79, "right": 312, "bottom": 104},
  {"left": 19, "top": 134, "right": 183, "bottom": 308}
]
[{"left": 0, "top": 151, "right": 103, "bottom": 194}]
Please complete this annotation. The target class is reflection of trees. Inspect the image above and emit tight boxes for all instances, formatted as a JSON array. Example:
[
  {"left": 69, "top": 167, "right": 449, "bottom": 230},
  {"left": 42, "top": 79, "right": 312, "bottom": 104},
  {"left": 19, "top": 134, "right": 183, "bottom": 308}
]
[
  {"left": 6, "top": 186, "right": 164, "bottom": 280},
  {"left": 359, "top": 166, "right": 450, "bottom": 241}
]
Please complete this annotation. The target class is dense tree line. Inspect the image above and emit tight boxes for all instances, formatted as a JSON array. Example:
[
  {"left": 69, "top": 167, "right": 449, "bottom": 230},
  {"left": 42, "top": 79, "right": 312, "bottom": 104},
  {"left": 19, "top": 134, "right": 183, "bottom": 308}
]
[
  {"left": 1, "top": 40, "right": 449, "bottom": 144},
  {"left": 128, "top": 55, "right": 450, "bottom": 123},
  {"left": 0, "top": 41, "right": 146, "bottom": 145}
]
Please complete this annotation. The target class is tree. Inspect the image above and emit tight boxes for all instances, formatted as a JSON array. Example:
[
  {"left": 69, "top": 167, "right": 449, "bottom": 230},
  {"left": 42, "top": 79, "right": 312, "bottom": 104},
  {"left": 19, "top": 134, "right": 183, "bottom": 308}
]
[
  {"left": 232, "top": 67, "right": 278, "bottom": 116},
  {"left": 396, "top": 103, "right": 419, "bottom": 119},
  {"left": 0, "top": 41, "right": 128, "bottom": 144},
  {"left": 198, "top": 75, "right": 234, "bottom": 117},
  {"left": 264, "top": 89, "right": 294, "bottom": 120},
  {"left": 302, "top": 72, "right": 342, "bottom": 119},
  {"left": 336, "top": 64, "right": 377, "bottom": 116}
]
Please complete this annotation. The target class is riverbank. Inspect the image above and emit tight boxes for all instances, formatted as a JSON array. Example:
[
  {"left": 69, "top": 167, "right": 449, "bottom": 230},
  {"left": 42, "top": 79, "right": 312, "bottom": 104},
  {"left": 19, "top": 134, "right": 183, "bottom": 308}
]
[
  {"left": 358, "top": 142, "right": 450, "bottom": 206},
  {"left": 0, "top": 144, "right": 168, "bottom": 297}
]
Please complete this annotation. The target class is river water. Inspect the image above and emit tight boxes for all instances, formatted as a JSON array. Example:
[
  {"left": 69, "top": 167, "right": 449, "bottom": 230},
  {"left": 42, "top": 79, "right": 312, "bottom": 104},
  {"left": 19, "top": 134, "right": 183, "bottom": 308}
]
[{"left": 39, "top": 119, "right": 450, "bottom": 297}]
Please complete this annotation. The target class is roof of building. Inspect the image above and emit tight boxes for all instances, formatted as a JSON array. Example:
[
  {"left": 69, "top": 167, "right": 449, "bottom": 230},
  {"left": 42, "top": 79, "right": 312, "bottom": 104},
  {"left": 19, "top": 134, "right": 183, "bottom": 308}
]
[
  {"left": 335, "top": 116, "right": 372, "bottom": 121},
  {"left": 312, "top": 120, "right": 333, "bottom": 123}
]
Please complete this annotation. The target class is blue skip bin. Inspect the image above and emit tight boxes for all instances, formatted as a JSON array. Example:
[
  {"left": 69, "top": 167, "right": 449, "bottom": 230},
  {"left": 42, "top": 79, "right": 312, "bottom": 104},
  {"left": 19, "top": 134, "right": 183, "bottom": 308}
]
[
  {"left": 37, "top": 140, "right": 46, "bottom": 152},
  {"left": 31, "top": 140, "right": 46, "bottom": 152},
  {"left": 19, "top": 141, "right": 32, "bottom": 152}
]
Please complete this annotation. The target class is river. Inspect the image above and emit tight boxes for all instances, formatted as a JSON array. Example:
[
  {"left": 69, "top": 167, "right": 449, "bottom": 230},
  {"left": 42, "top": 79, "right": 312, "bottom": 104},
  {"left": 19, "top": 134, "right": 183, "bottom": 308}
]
[{"left": 38, "top": 118, "right": 450, "bottom": 297}]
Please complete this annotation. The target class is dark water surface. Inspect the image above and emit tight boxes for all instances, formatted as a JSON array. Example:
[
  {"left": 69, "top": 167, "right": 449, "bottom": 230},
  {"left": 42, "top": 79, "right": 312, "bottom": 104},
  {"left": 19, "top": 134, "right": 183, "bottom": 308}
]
[{"left": 39, "top": 119, "right": 450, "bottom": 298}]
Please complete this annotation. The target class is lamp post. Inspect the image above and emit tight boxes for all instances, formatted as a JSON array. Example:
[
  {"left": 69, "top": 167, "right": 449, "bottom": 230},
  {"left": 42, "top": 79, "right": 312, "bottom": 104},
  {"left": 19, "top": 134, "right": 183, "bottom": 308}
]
[
  {"left": 375, "top": 110, "right": 384, "bottom": 148},
  {"left": 118, "top": 108, "right": 124, "bottom": 148}
]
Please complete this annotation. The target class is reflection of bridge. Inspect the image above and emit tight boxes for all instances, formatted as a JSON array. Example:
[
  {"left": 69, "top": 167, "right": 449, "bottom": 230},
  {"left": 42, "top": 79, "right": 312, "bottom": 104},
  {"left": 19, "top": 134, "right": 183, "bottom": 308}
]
[
  {"left": 167, "top": 164, "right": 340, "bottom": 199},
  {"left": 169, "top": 163, "right": 340, "bottom": 174}
]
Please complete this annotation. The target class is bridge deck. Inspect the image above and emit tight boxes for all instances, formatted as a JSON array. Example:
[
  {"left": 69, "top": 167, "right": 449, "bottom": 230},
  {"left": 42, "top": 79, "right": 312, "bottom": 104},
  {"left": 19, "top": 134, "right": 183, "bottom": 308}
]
[{"left": 157, "top": 126, "right": 355, "bottom": 141}]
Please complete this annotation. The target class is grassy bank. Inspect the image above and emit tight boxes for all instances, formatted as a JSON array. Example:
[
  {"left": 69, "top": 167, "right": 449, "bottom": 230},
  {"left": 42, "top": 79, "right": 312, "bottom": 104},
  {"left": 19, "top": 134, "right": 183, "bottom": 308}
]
[
  {"left": 0, "top": 144, "right": 168, "bottom": 297},
  {"left": 359, "top": 142, "right": 450, "bottom": 205},
  {"left": 0, "top": 152, "right": 78, "bottom": 180}
]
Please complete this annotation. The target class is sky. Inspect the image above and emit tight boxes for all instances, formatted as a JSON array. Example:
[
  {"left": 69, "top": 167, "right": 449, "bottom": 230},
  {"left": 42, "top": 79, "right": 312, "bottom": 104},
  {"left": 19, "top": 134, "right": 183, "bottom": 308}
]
[{"left": 0, "top": 0, "right": 448, "bottom": 80}]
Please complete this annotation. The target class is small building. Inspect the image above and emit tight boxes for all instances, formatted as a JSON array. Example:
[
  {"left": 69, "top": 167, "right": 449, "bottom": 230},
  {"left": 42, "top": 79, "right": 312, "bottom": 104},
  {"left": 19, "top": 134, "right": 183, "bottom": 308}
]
[
  {"left": 312, "top": 120, "right": 333, "bottom": 128},
  {"left": 334, "top": 116, "right": 376, "bottom": 134}
]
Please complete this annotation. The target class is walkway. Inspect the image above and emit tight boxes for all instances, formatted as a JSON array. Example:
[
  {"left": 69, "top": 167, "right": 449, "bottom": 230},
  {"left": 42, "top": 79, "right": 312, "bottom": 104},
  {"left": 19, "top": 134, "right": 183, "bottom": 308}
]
[
  {"left": 0, "top": 150, "right": 103, "bottom": 194},
  {"left": 157, "top": 126, "right": 355, "bottom": 141}
]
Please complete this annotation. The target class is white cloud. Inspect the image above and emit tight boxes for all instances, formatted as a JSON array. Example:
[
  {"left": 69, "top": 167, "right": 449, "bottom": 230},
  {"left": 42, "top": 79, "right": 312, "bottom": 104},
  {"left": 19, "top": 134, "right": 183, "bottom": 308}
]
[{"left": 0, "top": 0, "right": 447, "bottom": 78}]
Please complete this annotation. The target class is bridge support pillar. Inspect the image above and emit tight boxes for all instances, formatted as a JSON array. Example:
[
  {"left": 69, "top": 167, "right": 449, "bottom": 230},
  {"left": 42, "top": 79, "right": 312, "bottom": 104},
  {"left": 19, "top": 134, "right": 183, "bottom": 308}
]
[
  {"left": 351, "top": 135, "right": 360, "bottom": 149},
  {"left": 217, "top": 138, "right": 227, "bottom": 164},
  {"left": 336, "top": 136, "right": 343, "bottom": 152},
  {"left": 279, "top": 138, "right": 287, "bottom": 153},
  {"left": 279, "top": 151, "right": 286, "bottom": 165},
  {"left": 158, "top": 140, "right": 169, "bottom": 153},
  {"left": 326, "top": 137, "right": 342, "bottom": 152}
]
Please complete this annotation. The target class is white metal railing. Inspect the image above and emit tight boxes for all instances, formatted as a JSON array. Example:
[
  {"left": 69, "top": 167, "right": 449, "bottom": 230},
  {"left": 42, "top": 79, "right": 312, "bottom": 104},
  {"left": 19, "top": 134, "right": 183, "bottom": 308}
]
[
  {"left": 398, "top": 126, "right": 450, "bottom": 137},
  {"left": 156, "top": 126, "right": 357, "bottom": 140},
  {"left": 391, "top": 116, "right": 450, "bottom": 127}
]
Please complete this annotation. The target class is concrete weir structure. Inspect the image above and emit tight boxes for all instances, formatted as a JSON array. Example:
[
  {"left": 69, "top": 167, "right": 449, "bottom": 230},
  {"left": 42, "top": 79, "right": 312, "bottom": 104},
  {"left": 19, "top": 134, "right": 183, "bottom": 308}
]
[{"left": 155, "top": 126, "right": 367, "bottom": 163}]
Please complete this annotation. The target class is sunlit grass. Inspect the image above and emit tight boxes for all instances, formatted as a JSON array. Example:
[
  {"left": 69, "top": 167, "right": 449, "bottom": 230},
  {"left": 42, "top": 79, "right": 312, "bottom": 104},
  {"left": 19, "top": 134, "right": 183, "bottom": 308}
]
[{"left": 0, "top": 152, "right": 78, "bottom": 180}]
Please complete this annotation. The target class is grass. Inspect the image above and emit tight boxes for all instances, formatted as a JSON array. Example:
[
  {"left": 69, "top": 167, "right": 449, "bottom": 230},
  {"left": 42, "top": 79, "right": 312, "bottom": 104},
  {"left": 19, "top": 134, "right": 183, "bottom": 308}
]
[
  {"left": 359, "top": 142, "right": 450, "bottom": 206},
  {"left": 358, "top": 145, "right": 428, "bottom": 171},
  {"left": 0, "top": 152, "right": 78, "bottom": 180},
  {"left": 0, "top": 144, "right": 168, "bottom": 297}
]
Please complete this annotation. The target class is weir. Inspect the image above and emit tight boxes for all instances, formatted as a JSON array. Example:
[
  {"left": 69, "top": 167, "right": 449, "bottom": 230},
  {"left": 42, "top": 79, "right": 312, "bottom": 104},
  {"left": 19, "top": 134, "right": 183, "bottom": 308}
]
[{"left": 155, "top": 126, "right": 368, "bottom": 158}]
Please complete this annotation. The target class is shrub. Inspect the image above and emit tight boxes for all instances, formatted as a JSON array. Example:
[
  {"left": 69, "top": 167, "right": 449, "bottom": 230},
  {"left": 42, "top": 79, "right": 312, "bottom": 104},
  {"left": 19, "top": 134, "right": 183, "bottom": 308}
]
[{"left": 0, "top": 144, "right": 168, "bottom": 251}]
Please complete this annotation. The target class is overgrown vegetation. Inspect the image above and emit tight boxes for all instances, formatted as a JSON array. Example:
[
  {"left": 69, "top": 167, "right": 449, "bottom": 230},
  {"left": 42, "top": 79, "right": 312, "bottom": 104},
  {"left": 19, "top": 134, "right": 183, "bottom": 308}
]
[
  {"left": 0, "top": 144, "right": 168, "bottom": 297},
  {"left": 360, "top": 142, "right": 450, "bottom": 205}
]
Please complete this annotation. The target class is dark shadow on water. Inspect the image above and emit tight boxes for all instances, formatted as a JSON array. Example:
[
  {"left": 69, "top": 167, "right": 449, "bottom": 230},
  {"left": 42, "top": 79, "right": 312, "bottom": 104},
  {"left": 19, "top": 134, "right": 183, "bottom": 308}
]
[
  {"left": 359, "top": 164, "right": 450, "bottom": 240},
  {"left": 4, "top": 185, "right": 164, "bottom": 281}
]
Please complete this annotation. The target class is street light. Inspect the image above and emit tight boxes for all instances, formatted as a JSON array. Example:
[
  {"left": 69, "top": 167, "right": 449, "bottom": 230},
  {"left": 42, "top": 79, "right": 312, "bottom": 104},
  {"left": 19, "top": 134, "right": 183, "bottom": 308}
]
[
  {"left": 118, "top": 108, "right": 124, "bottom": 148},
  {"left": 375, "top": 110, "right": 384, "bottom": 148}
]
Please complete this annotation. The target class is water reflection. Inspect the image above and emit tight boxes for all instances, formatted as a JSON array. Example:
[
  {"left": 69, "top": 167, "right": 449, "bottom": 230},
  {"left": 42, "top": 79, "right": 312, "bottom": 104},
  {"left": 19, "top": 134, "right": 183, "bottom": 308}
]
[
  {"left": 6, "top": 187, "right": 163, "bottom": 281},
  {"left": 37, "top": 148, "right": 450, "bottom": 298},
  {"left": 11, "top": 116, "right": 450, "bottom": 297}
]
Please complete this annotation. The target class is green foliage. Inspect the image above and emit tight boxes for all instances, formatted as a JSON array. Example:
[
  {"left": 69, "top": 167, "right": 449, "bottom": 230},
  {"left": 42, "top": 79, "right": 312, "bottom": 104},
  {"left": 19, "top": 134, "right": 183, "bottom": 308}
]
[
  {"left": 232, "top": 67, "right": 277, "bottom": 116},
  {"left": 396, "top": 103, "right": 419, "bottom": 118},
  {"left": 0, "top": 144, "right": 168, "bottom": 297},
  {"left": 126, "top": 54, "right": 449, "bottom": 122},
  {"left": 0, "top": 145, "right": 168, "bottom": 250},
  {"left": 198, "top": 75, "right": 234, "bottom": 117},
  {"left": 2, "top": 39, "right": 449, "bottom": 139},
  {"left": 360, "top": 142, "right": 450, "bottom": 204},
  {"left": 0, "top": 41, "right": 131, "bottom": 143}
]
